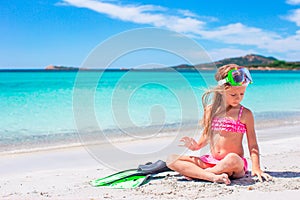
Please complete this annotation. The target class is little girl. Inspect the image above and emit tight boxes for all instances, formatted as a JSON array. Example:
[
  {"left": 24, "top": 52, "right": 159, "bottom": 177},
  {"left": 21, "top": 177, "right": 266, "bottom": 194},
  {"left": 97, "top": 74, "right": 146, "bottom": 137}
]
[{"left": 167, "top": 64, "right": 272, "bottom": 185}]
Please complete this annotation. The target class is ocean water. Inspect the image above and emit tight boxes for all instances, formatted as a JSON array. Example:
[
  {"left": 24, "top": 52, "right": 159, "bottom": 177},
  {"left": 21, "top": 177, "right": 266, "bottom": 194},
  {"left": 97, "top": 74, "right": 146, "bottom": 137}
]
[{"left": 1, "top": 70, "right": 300, "bottom": 151}]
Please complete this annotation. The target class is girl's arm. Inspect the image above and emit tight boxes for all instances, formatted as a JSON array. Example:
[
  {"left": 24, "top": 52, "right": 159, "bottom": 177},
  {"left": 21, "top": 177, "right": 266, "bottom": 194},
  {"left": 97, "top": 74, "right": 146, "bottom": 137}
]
[
  {"left": 180, "top": 105, "right": 210, "bottom": 151},
  {"left": 245, "top": 109, "right": 272, "bottom": 182}
]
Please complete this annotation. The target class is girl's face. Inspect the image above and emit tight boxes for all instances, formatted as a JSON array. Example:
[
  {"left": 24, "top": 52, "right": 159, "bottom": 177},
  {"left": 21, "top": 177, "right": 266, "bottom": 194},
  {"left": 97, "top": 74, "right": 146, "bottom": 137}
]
[{"left": 223, "top": 86, "right": 247, "bottom": 107}]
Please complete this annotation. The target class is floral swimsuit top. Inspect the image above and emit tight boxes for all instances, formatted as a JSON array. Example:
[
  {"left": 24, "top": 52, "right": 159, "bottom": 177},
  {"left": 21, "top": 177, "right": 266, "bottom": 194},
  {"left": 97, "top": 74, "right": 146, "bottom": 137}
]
[{"left": 211, "top": 106, "right": 246, "bottom": 134}]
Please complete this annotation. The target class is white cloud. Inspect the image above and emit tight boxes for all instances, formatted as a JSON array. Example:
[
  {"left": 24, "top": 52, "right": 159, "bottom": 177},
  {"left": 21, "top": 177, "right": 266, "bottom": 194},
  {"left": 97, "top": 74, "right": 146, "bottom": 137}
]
[
  {"left": 286, "top": 0, "right": 300, "bottom": 5},
  {"left": 284, "top": 9, "right": 300, "bottom": 26},
  {"left": 198, "top": 23, "right": 282, "bottom": 48},
  {"left": 197, "top": 22, "right": 300, "bottom": 57},
  {"left": 62, "top": 0, "right": 205, "bottom": 33},
  {"left": 262, "top": 30, "right": 300, "bottom": 52},
  {"left": 61, "top": 0, "right": 300, "bottom": 55},
  {"left": 177, "top": 9, "right": 198, "bottom": 18}
]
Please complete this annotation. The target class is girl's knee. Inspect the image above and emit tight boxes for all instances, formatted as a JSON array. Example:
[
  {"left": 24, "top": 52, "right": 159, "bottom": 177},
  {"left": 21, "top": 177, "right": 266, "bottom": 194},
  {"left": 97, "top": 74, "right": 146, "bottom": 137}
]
[
  {"left": 224, "top": 153, "right": 244, "bottom": 168},
  {"left": 166, "top": 154, "right": 180, "bottom": 169}
]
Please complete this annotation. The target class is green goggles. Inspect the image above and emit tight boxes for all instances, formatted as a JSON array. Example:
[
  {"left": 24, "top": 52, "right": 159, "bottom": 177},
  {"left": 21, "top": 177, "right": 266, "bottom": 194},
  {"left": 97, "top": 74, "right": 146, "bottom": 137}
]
[{"left": 218, "top": 67, "right": 253, "bottom": 86}]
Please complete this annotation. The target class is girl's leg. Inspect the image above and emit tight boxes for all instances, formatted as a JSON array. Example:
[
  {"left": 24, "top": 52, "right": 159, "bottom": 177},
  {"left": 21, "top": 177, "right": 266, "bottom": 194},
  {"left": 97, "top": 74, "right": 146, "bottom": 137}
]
[
  {"left": 205, "top": 153, "right": 245, "bottom": 179},
  {"left": 166, "top": 154, "right": 231, "bottom": 184}
]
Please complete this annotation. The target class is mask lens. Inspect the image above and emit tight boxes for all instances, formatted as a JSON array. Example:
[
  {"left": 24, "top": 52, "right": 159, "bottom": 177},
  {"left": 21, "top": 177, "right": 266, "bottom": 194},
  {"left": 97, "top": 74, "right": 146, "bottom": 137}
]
[
  {"left": 241, "top": 68, "right": 253, "bottom": 83},
  {"left": 232, "top": 70, "right": 245, "bottom": 83}
]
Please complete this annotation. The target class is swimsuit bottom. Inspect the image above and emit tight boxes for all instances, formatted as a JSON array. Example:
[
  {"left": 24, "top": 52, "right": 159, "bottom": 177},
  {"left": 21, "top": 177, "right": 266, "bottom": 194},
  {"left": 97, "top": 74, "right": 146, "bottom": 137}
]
[{"left": 200, "top": 154, "right": 248, "bottom": 172}]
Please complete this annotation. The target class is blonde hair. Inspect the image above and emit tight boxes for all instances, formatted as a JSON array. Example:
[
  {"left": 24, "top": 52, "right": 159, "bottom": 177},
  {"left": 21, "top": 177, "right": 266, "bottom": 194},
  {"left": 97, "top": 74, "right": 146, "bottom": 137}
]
[{"left": 201, "top": 64, "right": 240, "bottom": 138}]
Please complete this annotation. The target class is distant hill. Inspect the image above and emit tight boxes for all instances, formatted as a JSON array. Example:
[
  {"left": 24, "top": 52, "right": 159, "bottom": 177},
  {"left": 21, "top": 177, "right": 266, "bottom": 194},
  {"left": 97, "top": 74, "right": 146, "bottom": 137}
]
[
  {"left": 44, "top": 54, "right": 300, "bottom": 71},
  {"left": 170, "top": 54, "right": 279, "bottom": 70},
  {"left": 213, "top": 54, "right": 277, "bottom": 67},
  {"left": 45, "top": 65, "right": 79, "bottom": 71},
  {"left": 172, "top": 54, "right": 300, "bottom": 70}
]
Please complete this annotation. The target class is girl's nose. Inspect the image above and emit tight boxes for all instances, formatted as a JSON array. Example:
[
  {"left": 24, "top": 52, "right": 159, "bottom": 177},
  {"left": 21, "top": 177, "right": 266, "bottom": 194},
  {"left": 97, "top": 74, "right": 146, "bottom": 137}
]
[{"left": 236, "top": 95, "right": 242, "bottom": 101}]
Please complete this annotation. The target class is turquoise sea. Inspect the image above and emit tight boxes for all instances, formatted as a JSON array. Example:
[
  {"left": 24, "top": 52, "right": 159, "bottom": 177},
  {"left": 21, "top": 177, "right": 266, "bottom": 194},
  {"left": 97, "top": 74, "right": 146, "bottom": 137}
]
[{"left": 1, "top": 70, "right": 300, "bottom": 151}]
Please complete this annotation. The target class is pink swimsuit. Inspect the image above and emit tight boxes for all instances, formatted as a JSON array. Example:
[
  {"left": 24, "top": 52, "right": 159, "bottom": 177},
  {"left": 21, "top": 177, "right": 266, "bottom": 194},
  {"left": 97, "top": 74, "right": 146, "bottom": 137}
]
[
  {"left": 200, "top": 106, "right": 248, "bottom": 172},
  {"left": 200, "top": 154, "right": 248, "bottom": 172},
  {"left": 211, "top": 106, "right": 246, "bottom": 134}
]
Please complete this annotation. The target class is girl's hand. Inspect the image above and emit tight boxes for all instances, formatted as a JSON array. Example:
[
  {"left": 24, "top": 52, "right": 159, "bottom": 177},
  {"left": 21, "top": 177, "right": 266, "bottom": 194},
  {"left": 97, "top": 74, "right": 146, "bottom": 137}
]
[
  {"left": 251, "top": 168, "right": 273, "bottom": 182},
  {"left": 179, "top": 137, "right": 199, "bottom": 151}
]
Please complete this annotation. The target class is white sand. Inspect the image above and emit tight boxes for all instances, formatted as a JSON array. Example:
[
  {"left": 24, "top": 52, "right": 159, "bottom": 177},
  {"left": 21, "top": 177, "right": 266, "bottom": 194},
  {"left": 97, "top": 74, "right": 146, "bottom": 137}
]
[{"left": 1, "top": 125, "right": 300, "bottom": 199}]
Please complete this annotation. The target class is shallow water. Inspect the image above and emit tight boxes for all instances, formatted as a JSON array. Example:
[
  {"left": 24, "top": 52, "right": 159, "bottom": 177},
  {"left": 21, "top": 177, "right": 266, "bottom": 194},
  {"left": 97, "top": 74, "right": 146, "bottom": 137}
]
[{"left": 1, "top": 70, "right": 299, "bottom": 150}]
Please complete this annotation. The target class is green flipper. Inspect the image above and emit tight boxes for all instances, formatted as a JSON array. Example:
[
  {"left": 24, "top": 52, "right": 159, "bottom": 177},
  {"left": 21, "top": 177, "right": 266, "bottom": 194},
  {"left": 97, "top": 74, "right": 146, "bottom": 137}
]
[
  {"left": 102, "top": 175, "right": 150, "bottom": 189},
  {"left": 90, "top": 169, "right": 145, "bottom": 187},
  {"left": 90, "top": 160, "right": 174, "bottom": 188}
]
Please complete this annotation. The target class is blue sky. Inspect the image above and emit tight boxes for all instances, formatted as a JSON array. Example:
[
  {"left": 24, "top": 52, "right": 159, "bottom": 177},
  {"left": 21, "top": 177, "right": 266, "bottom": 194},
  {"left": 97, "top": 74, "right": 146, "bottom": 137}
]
[{"left": 1, "top": 0, "right": 300, "bottom": 69}]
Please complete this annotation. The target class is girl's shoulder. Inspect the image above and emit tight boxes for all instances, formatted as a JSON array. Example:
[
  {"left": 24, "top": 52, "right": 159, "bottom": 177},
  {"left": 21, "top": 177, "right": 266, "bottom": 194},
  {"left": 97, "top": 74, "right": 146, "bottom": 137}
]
[
  {"left": 241, "top": 105, "right": 252, "bottom": 114},
  {"left": 240, "top": 105, "right": 254, "bottom": 120}
]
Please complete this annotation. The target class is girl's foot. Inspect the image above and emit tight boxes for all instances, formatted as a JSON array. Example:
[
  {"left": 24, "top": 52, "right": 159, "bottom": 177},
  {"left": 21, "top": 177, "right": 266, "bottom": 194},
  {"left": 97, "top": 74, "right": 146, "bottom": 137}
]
[{"left": 212, "top": 173, "right": 231, "bottom": 185}]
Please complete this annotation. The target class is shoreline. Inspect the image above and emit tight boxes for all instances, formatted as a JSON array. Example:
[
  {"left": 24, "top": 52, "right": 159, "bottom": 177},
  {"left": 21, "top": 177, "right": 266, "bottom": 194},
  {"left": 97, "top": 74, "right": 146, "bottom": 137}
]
[{"left": 1, "top": 123, "right": 300, "bottom": 156}]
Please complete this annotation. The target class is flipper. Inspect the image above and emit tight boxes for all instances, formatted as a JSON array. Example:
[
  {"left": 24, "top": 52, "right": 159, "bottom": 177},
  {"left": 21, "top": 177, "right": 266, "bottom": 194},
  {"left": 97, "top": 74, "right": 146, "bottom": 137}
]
[
  {"left": 138, "top": 160, "right": 173, "bottom": 174},
  {"left": 90, "top": 160, "right": 173, "bottom": 188},
  {"left": 90, "top": 169, "right": 145, "bottom": 187},
  {"left": 101, "top": 175, "right": 151, "bottom": 189}
]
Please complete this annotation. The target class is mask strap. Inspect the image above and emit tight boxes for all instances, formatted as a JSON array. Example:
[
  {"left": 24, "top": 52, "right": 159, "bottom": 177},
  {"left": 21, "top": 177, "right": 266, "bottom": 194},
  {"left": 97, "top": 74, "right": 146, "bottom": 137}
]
[{"left": 217, "top": 79, "right": 227, "bottom": 86}]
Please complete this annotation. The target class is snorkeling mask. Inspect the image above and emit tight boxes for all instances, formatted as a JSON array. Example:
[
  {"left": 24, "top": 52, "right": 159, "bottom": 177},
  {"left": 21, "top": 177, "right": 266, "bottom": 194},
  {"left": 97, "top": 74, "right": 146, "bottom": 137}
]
[{"left": 218, "top": 67, "right": 253, "bottom": 86}]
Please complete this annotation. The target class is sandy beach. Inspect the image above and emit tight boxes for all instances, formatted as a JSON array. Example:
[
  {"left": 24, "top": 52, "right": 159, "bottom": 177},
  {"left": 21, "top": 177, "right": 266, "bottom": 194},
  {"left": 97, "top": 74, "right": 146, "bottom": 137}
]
[{"left": 1, "top": 125, "right": 300, "bottom": 200}]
